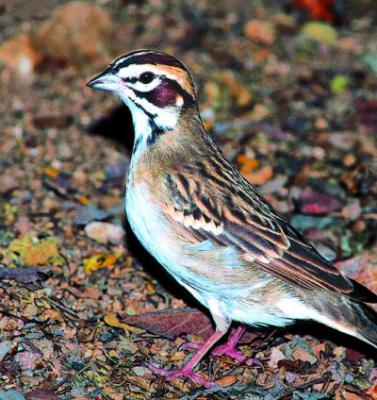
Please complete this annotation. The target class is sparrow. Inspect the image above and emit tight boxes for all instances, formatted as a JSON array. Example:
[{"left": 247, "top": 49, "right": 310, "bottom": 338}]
[{"left": 87, "top": 49, "right": 377, "bottom": 388}]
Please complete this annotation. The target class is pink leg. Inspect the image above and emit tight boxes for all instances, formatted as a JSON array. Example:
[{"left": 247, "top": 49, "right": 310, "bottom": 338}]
[
  {"left": 213, "top": 326, "right": 264, "bottom": 367},
  {"left": 149, "top": 330, "right": 225, "bottom": 388},
  {"left": 183, "top": 326, "right": 264, "bottom": 368},
  {"left": 212, "top": 326, "right": 247, "bottom": 361}
]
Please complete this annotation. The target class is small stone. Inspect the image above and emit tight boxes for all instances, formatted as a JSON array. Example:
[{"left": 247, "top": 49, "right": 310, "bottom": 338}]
[
  {"left": 33, "top": 2, "right": 114, "bottom": 67},
  {"left": 314, "top": 117, "right": 328, "bottom": 130},
  {"left": 244, "top": 20, "right": 276, "bottom": 44},
  {"left": 0, "top": 340, "right": 12, "bottom": 362},
  {"left": 0, "top": 390, "right": 26, "bottom": 400},
  {"left": 85, "top": 222, "right": 125, "bottom": 244},
  {"left": 74, "top": 205, "right": 111, "bottom": 226},
  {"left": 285, "top": 114, "right": 310, "bottom": 135},
  {"left": 268, "top": 347, "right": 286, "bottom": 368},
  {"left": 0, "top": 33, "right": 42, "bottom": 77},
  {"left": 132, "top": 366, "right": 149, "bottom": 377},
  {"left": 301, "top": 22, "right": 338, "bottom": 46},
  {"left": 15, "top": 351, "right": 41, "bottom": 370},
  {"left": 292, "top": 348, "right": 317, "bottom": 365},
  {"left": 250, "top": 104, "right": 270, "bottom": 121},
  {"left": 343, "top": 153, "right": 356, "bottom": 167},
  {"left": 341, "top": 199, "right": 361, "bottom": 221}
]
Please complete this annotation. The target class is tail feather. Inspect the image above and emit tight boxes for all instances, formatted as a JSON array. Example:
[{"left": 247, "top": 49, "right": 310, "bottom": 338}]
[
  {"left": 308, "top": 291, "right": 377, "bottom": 349},
  {"left": 353, "top": 303, "right": 377, "bottom": 349}
]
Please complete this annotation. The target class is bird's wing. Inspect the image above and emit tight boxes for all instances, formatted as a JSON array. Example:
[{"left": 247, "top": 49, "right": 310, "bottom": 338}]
[{"left": 162, "top": 169, "right": 365, "bottom": 298}]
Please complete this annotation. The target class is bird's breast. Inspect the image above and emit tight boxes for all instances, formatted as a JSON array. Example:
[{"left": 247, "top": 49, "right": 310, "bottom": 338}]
[{"left": 125, "top": 175, "right": 184, "bottom": 269}]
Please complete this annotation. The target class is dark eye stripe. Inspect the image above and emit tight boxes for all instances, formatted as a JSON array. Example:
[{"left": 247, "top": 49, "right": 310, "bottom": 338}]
[
  {"left": 122, "top": 73, "right": 155, "bottom": 85},
  {"left": 122, "top": 77, "right": 138, "bottom": 84}
]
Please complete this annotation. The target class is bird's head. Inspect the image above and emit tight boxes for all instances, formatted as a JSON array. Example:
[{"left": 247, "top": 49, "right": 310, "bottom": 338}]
[{"left": 87, "top": 50, "right": 198, "bottom": 142}]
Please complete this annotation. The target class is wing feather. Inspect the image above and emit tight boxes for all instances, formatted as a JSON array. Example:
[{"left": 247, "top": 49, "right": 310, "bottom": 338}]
[{"left": 163, "top": 171, "right": 355, "bottom": 295}]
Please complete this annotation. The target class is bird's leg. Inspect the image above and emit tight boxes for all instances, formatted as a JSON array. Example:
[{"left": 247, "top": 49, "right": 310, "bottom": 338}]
[
  {"left": 150, "top": 301, "right": 231, "bottom": 387},
  {"left": 150, "top": 329, "right": 225, "bottom": 388},
  {"left": 211, "top": 325, "right": 264, "bottom": 367},
  {"left": 183, "top": 325, "right": 264, "bottom": 368},
  {"left": 211, "top": 325, "right": 247, "bottom": 361}
]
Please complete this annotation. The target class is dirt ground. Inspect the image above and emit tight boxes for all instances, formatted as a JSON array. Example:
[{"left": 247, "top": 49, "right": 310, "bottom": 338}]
[{"left": 0, "top": 1, "right": 377, "bottom": 399}]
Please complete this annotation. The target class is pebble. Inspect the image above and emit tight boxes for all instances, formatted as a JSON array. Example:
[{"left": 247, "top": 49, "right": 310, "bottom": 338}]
[
  {"left": 0, "top": 390, "right": 26, "bottom": 400},
  {"left": 0, "top": 34, "right": 42, "bottom": 77},
  {"left": 74, "top": 205, "right": 111, "bottom": 226},
  {"left": 85, "top": 222, "right": 125, "bottom": 244},
  {"left": 244, "top": 20, "right": 276, "bottom": 44},
  {"left": 33, "top": 2, "right": 114, "bottom": 67},
  {"left": 0, "top": 340, "right": 12, "bottom": 362}
]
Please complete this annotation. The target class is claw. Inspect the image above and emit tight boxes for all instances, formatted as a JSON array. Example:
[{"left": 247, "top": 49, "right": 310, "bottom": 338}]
[
  {"left": 149, "top": 363, "right": 216, "bottom": 388},
  {"left": 212, "top": 343, "right": 247, "bottom": 362},
  {"left": 149, "top": 329, "right": 225, "bottom": 387}
]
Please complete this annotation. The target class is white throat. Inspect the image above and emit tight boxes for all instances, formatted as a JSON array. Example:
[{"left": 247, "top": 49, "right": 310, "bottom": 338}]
[{"left": 117, "top": 91, "right": 181, "bottom": 159}]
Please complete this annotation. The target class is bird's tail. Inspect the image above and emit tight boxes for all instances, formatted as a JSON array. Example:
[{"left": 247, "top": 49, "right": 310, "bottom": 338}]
[
  {"left": 352, "top": 302, "right": 377, "bottom": 349},
  {"left": 311, "top": 283, "right": 377, "bottom": 349},
  {"left": 310, "top": 290, "right": 377, "bottom": 349}
]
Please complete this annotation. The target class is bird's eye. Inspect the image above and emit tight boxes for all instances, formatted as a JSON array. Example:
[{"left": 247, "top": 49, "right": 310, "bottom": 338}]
[{"left": 139, "top": 72, "right": 155, "bottom": 84}]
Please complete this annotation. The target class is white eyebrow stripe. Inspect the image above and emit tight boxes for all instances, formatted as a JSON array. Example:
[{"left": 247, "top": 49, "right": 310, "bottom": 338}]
[{"left": 112, "top": 51, "right": 151, "bottom": 67}]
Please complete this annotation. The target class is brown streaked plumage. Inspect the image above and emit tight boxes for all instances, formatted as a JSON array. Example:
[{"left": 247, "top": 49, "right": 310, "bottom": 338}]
[{"left": 87, "top": 49, "right": 377, "bottom": 388}]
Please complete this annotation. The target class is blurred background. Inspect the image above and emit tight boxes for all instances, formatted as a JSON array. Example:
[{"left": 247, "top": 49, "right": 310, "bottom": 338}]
[{"left": 0, "top": 1, "right": 377, "bottom": 399}]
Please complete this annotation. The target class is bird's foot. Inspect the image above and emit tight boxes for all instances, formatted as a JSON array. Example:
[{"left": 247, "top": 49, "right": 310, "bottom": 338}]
[
  {"left": 181, "top": 340, "right": 263, "bottom": 368},
  {"left": 149, "top": 363, "right": 216, "bottom": 388},
  {"left": 212, "top": 342, "right": 264, "bottom": 368},
  {"left": 211, "top": 342, "right": 247, "bottom": 362}
]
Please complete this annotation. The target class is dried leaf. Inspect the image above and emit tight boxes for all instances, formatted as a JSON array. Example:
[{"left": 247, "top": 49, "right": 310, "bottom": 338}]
[
  {"left": 298, "top": 188, "right": 343, "bottom": 215},
  {"left": 245, "top": 165, "right": 273, "bottom": 185},
  {"left": 26, "top": 390, "right": 59, "bottom": 400},
  {"left": 215, "top": 375, "right": 238, "bottom": 387},
  {"left": 355, "top": 99, "right": 377, "bottom": 129},
  {"left": 0, "top": 266, "right": 51, "bottom": 283},
  {"left": 83, "top": 253, "right": 117, "bottom": 274},
  {"left": 301, "top": 22, "right": 338, "bottom": 45},
  {"left": 122, "top": 308, "right": 214, "bottom": 340},
  {"left": 330, "top": 75, "right": 348, "bottom": 94},
  {"left": 237, "top": 155, "right": 260, "bottom": 175},
  {"left": 104, "top": 313, "right": 144, "bottom": 334},
  {"left": 3, "top": 236, "right": 64, "bottom": 266},
  {"left": 293, "top": 0, "right": 337, "bottom": 22}
]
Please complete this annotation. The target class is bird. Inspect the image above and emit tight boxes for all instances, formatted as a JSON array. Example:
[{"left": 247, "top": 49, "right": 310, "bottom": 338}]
[{"left": 87, "top": 49, "right": 377, "bottom": 388}]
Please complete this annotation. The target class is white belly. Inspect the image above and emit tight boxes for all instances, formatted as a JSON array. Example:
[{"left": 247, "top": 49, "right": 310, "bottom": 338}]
[{"left": 125, "top": 179, "right": 295, "bottom": 328}]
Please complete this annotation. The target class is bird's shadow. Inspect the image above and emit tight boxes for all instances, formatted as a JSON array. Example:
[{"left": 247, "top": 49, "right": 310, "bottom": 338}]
[
  {"left": 287, "top": 321, "right": 376, "bottom": 359},
  {"left": 86, "top": 106, "right": 377, "bottom": 359},
  {"left": 87, "top": 105, "right": 134, "bottom": 151}
]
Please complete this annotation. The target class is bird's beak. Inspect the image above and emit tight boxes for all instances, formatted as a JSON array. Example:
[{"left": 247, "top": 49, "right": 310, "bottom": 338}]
[{"left": 87, "top": 67, "right": 119, "bottom": 92}]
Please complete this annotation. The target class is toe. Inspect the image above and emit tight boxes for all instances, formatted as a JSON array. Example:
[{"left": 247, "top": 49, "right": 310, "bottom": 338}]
[{"left": 149, "top": 363, "right": 216, "bottom": 388}]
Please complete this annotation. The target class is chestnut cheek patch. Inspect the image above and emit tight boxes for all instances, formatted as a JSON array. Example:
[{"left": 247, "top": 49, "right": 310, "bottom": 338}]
[{"left": 150, "top": 81, "right": 179, "bottom": 108}]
